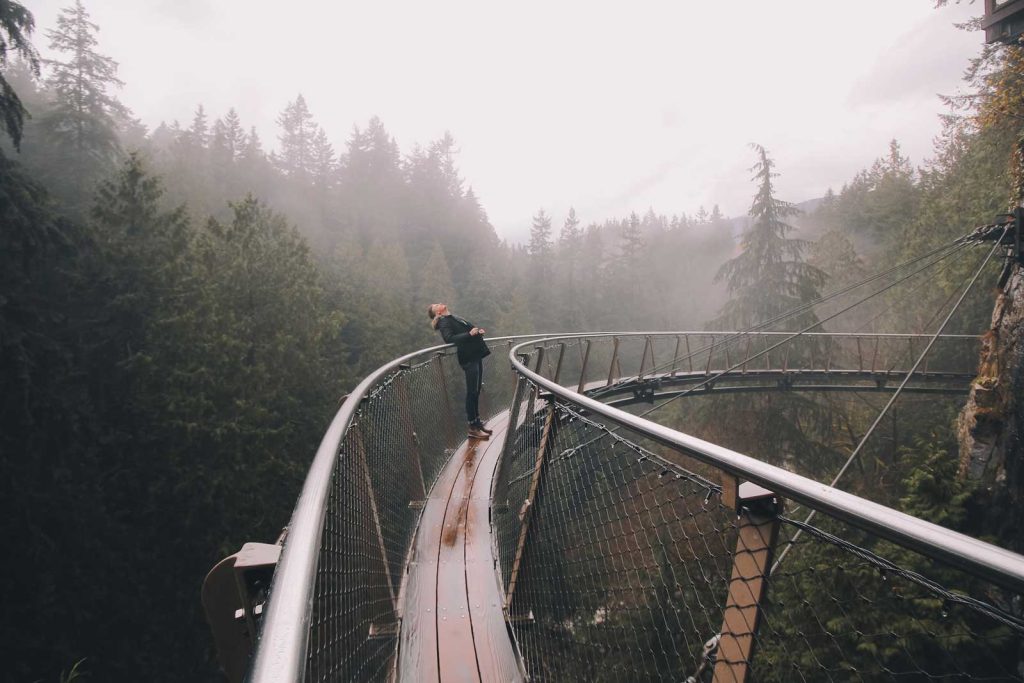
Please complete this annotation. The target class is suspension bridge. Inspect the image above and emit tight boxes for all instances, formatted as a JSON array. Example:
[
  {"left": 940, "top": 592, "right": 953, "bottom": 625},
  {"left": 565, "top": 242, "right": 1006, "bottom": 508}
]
[{"left": 205, "top": 220, "right": 1024, "bottom": 681}]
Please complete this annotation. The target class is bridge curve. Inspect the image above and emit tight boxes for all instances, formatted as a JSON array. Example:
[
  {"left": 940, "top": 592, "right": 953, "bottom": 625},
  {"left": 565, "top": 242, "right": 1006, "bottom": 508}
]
[{"left": 248, "top": 331, "right": 1024, "bottom": 683}]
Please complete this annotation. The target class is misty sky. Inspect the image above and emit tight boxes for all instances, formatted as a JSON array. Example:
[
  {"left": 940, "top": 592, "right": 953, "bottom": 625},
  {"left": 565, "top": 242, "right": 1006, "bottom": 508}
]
[{"left": 27, "top": 1, "right": 981, "bottom": 240}]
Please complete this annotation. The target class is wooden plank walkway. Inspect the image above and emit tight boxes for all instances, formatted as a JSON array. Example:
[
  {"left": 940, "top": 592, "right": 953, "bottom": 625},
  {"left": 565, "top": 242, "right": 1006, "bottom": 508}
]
[{"left": 397, "top": 412, "right": 523, "bottom": 683}]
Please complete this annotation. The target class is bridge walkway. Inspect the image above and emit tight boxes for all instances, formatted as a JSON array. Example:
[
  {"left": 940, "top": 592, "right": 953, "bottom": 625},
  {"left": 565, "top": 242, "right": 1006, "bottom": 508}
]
[{"left": 397, "top": 411, "right": 522, "bottom": 683}]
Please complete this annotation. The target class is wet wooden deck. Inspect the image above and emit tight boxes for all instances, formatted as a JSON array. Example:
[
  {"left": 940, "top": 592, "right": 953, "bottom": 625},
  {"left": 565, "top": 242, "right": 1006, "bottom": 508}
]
[{"left": 397, "top": 412, "right": 523, "bottom": 683}]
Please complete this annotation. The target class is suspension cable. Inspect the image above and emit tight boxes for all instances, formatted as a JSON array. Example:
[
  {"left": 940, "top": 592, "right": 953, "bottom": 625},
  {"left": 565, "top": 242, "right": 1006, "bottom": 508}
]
[{"left": 771, "top": 225, "right": 1009, "bottom": 572}]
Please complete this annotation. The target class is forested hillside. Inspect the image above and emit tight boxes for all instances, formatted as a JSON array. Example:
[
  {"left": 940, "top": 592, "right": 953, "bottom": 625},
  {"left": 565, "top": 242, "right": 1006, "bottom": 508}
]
[{"left": 2, "top": 2, "right": 1021, "bottom": 681}]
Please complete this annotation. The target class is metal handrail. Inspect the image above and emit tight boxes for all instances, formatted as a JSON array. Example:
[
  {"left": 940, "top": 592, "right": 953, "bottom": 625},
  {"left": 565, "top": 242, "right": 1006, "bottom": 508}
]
[
  {"left": 248, "top": 328, "right": 1001, "bottom": 683},
  {"left": 509, "top": 334, "right": 1024, "bottom": 594},
  {"left": 247, "top": 333, "right": 562, "bottom": 683}
]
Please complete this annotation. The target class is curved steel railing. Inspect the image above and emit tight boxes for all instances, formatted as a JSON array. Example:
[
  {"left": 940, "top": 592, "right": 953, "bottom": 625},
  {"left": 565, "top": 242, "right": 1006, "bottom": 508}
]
[
  {"left": 248, "top": 334, "right": 557, "bottom": 683},
  {"left": 249, "top": 329, "right": 1021, "bottom": 682},
  {"left": 498, "top": 333, "right": 1024, "bottom": 682},
  {"left": 507, "top": 334, "right": 1024, "bottom": 593}
]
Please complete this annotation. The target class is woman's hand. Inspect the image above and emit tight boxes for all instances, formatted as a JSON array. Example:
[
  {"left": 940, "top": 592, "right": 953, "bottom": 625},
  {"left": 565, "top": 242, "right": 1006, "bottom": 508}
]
[{"left": 470, "top": 327, "right": 486, "bottom": 336}]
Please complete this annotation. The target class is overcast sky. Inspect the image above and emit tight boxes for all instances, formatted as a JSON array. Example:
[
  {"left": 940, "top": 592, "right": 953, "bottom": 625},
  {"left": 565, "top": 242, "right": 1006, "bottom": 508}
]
[{"left": 28, "top": 0, "right": 982, "bottom": 240}]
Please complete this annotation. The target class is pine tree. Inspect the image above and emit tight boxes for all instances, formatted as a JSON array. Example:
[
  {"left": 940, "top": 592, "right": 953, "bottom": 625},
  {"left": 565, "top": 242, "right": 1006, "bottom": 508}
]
[
  {"left": 310, "top": 125, "right": 335, "bottom": 191},
  {"left": 713, "top": 144, "right": 826, "bottom": 330},
  {"left": 528, "top": 208, "right": 553, "bottom": 259},
  {"left": 619, "top": 211, "right": 644, "bottom": 264},
  {"left": 186, "top": 104, "right": 209, "bottom": 150},
  {"left": 43, "top": 0, "right": 125, "bottom": 151},
  {"left": 558, "top": 208, "right": 584, "bottom": 329},
  {"left": 0, "top": 0, "right": 40, "bottom": 149},
  {"left": 417, "top": 240, "right": 457, "bottom": 324},
  {"left": 275, "top": 93, "right": 316, "bottom": 179},
  {"left": 222, "top": 108, "right": 245, "bottom": 159},
  {"left": 38, "top": 0, "right": 126, "bottom": 209},
  {"left": 339, "top": 117, "right": 404, "bottom": 239}
]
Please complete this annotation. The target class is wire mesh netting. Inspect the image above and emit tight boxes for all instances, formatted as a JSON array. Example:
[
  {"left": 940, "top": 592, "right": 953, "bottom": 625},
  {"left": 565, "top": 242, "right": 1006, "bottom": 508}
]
[
  {"left": 284, "top": 328, "right": 1018, "bottom": 683},
  {"left": 496, "top": 335, "right": 1023, "bottom": 682},
  {"left": 495, "top": 394, "right": 741, "bottom": 682},
  {"left": 302, "top": 339, "right": 525, "bottom": 682},
  {"left": 495, "top": 389, "right": 1024, "bottom": 682},
  {"left": 753, "top": 516, "right": 1024, "bottom": 682}
]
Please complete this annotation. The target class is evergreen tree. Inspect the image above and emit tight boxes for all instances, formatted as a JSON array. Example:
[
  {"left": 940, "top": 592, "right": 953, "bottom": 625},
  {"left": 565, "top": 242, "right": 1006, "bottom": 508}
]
[
  {"left": 0, "top": 0, "right": 40, "bottom": 149},
  {"left": 556, "top": 208, "right": 584, "bottom": 330},
  {"left": 310, "top": 125, "right": 336, "bottom": 192},
  {"left": 713, "top": 144, "right": 826, "bottom": 330},
  {"left": 221, "top": 107, "right": 245, "bottom": 160},
  {"left": 38, "top": 0, "right": 126, "bottom": 206},
  {"left": 619, "top": 211, "right": 644, "bottom": 265},
  {"left": 275, "top": 93, "right": 316, "bottom": 179},
  {"left": 417, "top": 240, "right": 457, "bottom": 321},
  {"left": 339, "top": 117, "right": 404, "bottom": 241},
  {"left": 527, "top": 208, "right": 555, "bottom": 327},
  {"left": 186, "top": 103, "right": 209, "bottom": 149},
  {"left": 529, "top": 208, "right": 553, "bottom": 259}
]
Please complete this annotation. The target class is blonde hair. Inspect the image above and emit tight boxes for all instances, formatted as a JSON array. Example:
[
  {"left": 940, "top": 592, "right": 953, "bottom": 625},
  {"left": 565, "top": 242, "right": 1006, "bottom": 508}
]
[{"left": 428, "top": 304, "right": 440, "bottom": 329}]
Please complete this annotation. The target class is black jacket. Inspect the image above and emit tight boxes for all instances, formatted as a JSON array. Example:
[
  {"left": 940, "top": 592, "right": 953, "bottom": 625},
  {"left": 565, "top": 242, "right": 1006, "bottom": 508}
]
[{"left": 436, "top": 314, "right": 491, "bottom": 366}]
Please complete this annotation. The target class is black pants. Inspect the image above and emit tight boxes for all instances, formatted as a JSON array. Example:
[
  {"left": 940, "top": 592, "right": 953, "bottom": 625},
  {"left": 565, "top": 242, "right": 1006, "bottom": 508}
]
[{"left": 462, "top": 359, "right": 483, "bottom": 424}]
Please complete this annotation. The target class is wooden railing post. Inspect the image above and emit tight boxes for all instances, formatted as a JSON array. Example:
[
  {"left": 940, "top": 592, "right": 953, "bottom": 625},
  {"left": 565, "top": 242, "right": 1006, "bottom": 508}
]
[
  {"left": 505, "top": 403, "right": 558, "bottom": 609},
  {"left": 714, "top": 482, "right": 783, "bottom": 683},
  {"left": 639, "top": 335, "right": 654, "bottom": 379},
  {"left": 671, "top": 335, "right": 682, "bottom": 378},
  {"left": 553, "top": 342, "right": 567, "bottom": 385},
  {"left": 500, "top": 365, "right": 531, "bottom": 466},
  {"left": 524, "top": 347, "right": 545, "bottom": 422},
  {"left": 577, "top": 340, "right": 592, "bottom": 393},
  {"left": 352, "top": 426, "right": 398, "bottom": 616},
  {"left": 433, "top": 353, "right": 458, "bottom": 449},
  {"left": 606, "top": 336, "right": 621, "bottom": 387},
  {"left": 394, "top": 372, "right": 427, "bottom": 501}
]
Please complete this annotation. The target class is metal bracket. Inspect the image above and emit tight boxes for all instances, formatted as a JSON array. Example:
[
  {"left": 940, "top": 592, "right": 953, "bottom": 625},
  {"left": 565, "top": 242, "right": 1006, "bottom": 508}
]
[
  {"left": 632, "top": 382, "right": 656, "bottom": 403},
  {"left": 737, "top": 481, "right": 781, "bottom": 519}
]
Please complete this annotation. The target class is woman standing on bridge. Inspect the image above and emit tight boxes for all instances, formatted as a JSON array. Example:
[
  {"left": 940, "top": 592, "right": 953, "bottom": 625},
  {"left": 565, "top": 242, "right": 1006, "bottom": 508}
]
[{"left": 428, "top": 303, "right": 493, "bottom": 440}]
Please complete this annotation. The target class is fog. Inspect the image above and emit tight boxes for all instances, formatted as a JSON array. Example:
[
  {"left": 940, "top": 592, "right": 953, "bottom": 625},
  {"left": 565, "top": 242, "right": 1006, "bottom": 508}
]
[{"left": 26, "top": 0, "right": 980, "bottom": 239}]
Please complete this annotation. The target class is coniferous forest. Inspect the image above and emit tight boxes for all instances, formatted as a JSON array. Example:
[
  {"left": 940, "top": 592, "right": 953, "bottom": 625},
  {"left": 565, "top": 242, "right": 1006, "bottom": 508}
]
[{"left": 2, "top": 2, "right": 1023, "bottom": 681}]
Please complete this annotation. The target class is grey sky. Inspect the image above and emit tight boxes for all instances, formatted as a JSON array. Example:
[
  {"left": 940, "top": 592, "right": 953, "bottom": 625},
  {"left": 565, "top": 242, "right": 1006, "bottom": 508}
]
[{"left": 28, "top": 0, "right": 981, "bottom": 240}]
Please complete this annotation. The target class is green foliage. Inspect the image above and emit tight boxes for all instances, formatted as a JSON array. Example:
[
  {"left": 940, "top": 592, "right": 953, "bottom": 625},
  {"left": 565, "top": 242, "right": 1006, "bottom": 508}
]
[
  {"left": 756, "top": 433, "right": 1019, "bottom": 682},
  {"left": 14, "top": 0, "right": 127, "bottom": 214},
  {"left": 713, "top": 144, "right": 826, "bottom": 331},
  {"left": 4, "top": 4, "right": 1021, "bottom": 681},
  {"left": 0, "top": 0, "right": 40, "bottom": 149}
]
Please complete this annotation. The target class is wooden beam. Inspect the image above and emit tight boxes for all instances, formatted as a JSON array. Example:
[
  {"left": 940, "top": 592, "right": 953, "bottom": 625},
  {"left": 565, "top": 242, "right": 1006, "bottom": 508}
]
[
  {"left": 433, "top": 353, "right": 458, "bottom": 449},
  {"left": 395, "top": 373, "right": 427, "bottom": 500},
  {"left": 577, "top": 340, "right": 592, "bottom": 393},
  {"left": 713, "top": 484, "right": 782, "bottom": 683},
  {"left": 505, "top": 405, "right": 557, "bottom": 609},
  {"left": 352, "top": 426, "right": 398, "bottom": 615}
]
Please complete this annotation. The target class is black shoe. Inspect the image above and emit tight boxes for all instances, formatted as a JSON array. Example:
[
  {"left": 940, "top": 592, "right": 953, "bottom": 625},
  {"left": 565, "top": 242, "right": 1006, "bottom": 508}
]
[{"left": 471, "top": 420, "right": 493, "bottom": 435}]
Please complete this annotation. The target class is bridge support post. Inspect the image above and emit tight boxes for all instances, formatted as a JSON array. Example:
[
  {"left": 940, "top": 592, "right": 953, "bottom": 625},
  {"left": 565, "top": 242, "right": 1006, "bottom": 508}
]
[
  {"left": 433, "top": 353, "right": 458, "bottom": 449},
  {"left": 395, "top": 372, "right": 427, "bottom": 500},
  {"left": 713, "top": 482, "right": 783, "bottom": 683},
  {"left": 639, "top": 335, "right": 654, "bottom": 379},
  {"left": 505, "top": 404, "right": 558, "bottom": 610},
  {"left": 607, "top": 336, "right": 621, "bottom": 387},
  {"left": 524, "top": 347, "right": 546, "bottom": 421},
  {"left": 553, "top": 342, "right": 566, "bottom": 384},
  {"left": 352, "top": 425, "right": 399, "bottom": 617},
  {"left": 577, "top": 340, "right": 592, "bottom": 393}
]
